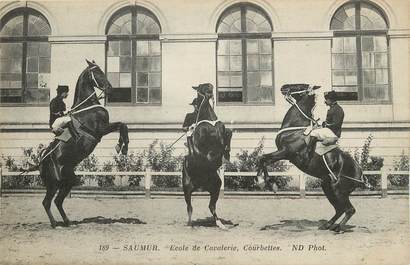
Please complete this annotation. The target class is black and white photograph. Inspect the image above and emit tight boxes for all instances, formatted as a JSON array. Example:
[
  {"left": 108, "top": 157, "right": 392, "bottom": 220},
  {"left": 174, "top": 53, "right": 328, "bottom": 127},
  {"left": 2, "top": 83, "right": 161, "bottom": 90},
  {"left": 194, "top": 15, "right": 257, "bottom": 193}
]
[{"left": 0, "top": 0, "right": 409, "bottom": 264}]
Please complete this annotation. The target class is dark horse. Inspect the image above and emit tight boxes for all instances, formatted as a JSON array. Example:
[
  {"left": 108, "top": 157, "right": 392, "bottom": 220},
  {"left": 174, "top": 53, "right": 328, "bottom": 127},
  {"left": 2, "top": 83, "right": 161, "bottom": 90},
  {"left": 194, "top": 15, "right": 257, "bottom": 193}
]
[
  {"left": 32, "top": 60, "right": 129, "bottom": 228},
  {"left": 256, "top": 84, "right": 368, "bottom": 233},
  {"left": 182, "top": 83, "right": 232, "bottom": 229}
]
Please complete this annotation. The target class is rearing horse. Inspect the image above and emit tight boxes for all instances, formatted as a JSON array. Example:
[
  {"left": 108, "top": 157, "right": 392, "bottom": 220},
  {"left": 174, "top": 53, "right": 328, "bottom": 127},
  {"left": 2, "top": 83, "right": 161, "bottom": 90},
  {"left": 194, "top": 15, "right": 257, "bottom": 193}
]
[
  {"left": 256, "top": 84, "right": 368, "bottom": 233},
  {"left": 37, "top": 60, "right": 129, "bottom": 228},
  {"left": 182, "top": 83, "right": 232, "bottom": 229}
]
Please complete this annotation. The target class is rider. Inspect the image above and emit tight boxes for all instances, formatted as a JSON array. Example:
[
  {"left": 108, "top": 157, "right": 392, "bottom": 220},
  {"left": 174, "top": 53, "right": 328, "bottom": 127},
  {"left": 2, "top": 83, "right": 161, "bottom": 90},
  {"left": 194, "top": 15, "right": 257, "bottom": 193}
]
[
  {"left": 309, "top": 90, "right": 344, "bottom": 148},
  {"left": 49, "top": 85, "right": 77, "bottom": 138},
  {"left": 183, "top": 98, "right": 199, "bottom": 156}
]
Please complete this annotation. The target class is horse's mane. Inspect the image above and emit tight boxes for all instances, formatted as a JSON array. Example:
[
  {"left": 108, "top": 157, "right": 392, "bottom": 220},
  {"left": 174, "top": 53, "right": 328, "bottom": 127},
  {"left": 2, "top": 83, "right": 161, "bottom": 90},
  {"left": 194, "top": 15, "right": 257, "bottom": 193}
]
[
  {"left": 71, "top": 68, "right": 88, "bottom": 109},
  {"left": 281, "top": 84, "right": 320, "bottom": 95}
]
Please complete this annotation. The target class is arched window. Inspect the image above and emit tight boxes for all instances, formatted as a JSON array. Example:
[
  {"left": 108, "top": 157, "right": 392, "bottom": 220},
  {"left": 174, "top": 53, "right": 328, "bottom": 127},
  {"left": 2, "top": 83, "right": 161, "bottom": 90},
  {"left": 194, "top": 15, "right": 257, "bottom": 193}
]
[
  {"left": 0, "top": 8, "right": 51, "bottom": 104},
  {"left": 216, "top": 3, "right": 273, "bottom": 104},
  {"left": 105, "top": 6, "right": 161, "bottom": 104},
  {"left": 330, "top": 1, "right": 389, "bottom": 102}
]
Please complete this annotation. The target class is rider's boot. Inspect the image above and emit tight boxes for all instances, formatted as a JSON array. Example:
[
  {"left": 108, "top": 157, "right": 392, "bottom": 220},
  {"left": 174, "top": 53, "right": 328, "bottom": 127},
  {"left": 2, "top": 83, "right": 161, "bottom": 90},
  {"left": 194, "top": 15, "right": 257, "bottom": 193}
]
[
  {"left": 223, "top": 129, "right": 232, "bottom": 161},
  {"left": 65, "top": 121, "right": 79, "bottom": 140},
  {"left": 306, "top": 135, "right": 318, "bottom": 154},
  {"left": 187, "top": 136, "right": 194, "bottom": 157}
]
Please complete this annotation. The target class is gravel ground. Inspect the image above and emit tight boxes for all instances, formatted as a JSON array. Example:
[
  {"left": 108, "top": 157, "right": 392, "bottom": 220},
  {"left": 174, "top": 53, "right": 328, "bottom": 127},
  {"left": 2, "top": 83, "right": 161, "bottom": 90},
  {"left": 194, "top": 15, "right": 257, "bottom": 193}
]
[{"left": 1, "top": 196, "right": 409, "bottom": 265}]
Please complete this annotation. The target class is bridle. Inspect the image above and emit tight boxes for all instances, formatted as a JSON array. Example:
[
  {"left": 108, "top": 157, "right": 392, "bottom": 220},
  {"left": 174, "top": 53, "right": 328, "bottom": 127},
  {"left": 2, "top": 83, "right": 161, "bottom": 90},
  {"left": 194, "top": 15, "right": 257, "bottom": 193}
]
[
  {"left": 195, "top": 91, "right": 214, "bottom": 125},
  {"left": 70, "top": 65, "right": 106, "bottom": 112},
  {"left": 284, "top": 86, "right": 318, "bottom": 126}
]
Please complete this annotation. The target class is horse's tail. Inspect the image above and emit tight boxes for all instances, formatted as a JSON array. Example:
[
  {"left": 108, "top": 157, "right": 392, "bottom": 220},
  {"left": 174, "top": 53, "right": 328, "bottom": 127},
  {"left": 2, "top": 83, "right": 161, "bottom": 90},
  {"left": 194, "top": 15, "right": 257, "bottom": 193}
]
[{"left": 341, "top": 151, "right": 373, "bottom": 189}]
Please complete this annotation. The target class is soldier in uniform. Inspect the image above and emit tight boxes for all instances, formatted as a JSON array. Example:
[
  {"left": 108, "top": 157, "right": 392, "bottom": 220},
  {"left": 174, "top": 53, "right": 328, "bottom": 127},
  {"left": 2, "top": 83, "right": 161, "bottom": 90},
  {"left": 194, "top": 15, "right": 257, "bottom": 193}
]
[
  {"left": 182, "top": 98, "right": 199, "bottom": 156},
  {"left": 49, "top": 85, "right": 70, "bottom": 135},
  {"left": 309, "top": 90, "right": 345, "bottom": 146}
]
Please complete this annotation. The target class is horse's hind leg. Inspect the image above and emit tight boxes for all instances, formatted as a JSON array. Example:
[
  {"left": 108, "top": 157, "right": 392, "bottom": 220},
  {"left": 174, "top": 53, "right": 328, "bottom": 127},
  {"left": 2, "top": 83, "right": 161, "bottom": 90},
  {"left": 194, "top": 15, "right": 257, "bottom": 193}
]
[
  {"left": 209, "top": 175, "right": 226, "bottom": 229},
  {"left": 330, "top": 182, "right": 356, "bottom": 233},
  {"left": 319, "top": 178, "right": 344, "bottom": 230},
  {"left": 42, "top": 164, "right": 58, "bottom": 228},
  {"left": 183, "top": 188, "right": 193, "bottom": 226},
  {"left": 54, "top": 167, "right": 75, "bottom": 226}
]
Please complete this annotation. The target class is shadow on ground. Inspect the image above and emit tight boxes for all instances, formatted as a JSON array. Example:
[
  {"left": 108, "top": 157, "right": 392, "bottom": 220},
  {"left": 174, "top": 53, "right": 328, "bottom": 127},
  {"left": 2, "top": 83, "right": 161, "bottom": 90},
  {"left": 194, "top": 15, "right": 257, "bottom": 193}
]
[
  {"left": 70, "top": 216, "right": 146, "bottom": 225},
  {"left": 260, "top": 219, "right": 359, "bottom": 233},
  {"left": 191, "top": 217, "right": 239, "bottom": 228}
]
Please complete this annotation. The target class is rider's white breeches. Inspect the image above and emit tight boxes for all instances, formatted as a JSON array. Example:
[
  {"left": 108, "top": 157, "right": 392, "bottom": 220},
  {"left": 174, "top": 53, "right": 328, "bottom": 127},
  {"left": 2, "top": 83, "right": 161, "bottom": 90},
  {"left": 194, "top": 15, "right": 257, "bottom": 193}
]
[
  {"left": 310, "top": 127, "right": 337, "bottom": 141},
  {"left": 52, "top": 116, "right": 71, "bottom": 130}
]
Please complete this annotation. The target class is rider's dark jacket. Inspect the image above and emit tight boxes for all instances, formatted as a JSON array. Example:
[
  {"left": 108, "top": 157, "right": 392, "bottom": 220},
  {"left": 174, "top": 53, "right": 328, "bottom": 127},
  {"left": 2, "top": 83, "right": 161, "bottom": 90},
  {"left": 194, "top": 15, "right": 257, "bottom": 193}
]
[
  {"left": 182, "top": 111, "right": 198, "bottom": 131},
  {"left": 49, "top": 96, "right": 66, "bottom": 128},
  {"left": 323, "top": 102, "right": 344, "bottom": 138}
]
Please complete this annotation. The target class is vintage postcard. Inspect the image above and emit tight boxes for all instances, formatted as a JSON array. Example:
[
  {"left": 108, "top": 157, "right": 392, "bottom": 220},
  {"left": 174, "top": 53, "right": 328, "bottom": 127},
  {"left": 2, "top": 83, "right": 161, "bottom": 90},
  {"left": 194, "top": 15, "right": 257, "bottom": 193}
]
[{"left": 0, "top": 0, "right": 409, "bottom": 264}]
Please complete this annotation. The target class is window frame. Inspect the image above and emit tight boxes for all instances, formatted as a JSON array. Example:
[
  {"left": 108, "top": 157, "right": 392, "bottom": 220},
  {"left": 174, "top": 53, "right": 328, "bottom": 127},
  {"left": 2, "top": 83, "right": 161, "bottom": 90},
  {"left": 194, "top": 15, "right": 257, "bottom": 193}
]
[
  {"left": 105, "top": 6, "right": 162, "bottom": 106},
  {"left": 330, "top": 1, "right": 391, "bottom": 104},
  {"left": 216, "top": 3, "right": 274, "bottom": 106},
  {"left": 0, "top": 7, "right": 51, "bottom": 106}
]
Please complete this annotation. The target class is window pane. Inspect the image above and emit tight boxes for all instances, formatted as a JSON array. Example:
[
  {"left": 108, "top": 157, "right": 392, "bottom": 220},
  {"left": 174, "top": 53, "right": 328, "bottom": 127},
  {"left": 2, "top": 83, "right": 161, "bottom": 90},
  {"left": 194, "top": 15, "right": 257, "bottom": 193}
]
[
  {"left": 0, "top": 43, "right": 23, "bottom": 58},
  {"left": 107, "top": 41, "right": 120, "bottom": 56},
  {"left": 39, "top": 43, "right": 50, "bottom": 57},
  {"left": 136, "top": 57, "right": 149, "bottom": 71},
  {"left": 39, "top": 58, "right": 50, "bottom": 73},
  {"left": 27, "top": 43, "right": 39, "bottom": 56},
  {"left": 344, "top": 54, "right": 357, "bottom": 69},
  {"left": 136, "top": 11, "right": 161, "bottom": 34},
  {"left": 332, "top": 38, "right": 344, "bottom": 53},
  {"left": 260, "top": 71, "right": 272, "bottom": 86},
  {"left": 230, "top": 56, "right": 242, "bottom": 71},
  {"left": 259, "top": 39, "right": 271, "bottom": 54},
  {"left": 362, "top": 52, "right": 374, "bottom": 68},
  {"left": 120, "top": 73, "right": 131, "bottom": 87},
  {"left": 38, "top": 73, "right": 49, "bottom": 88},
  {"left": 217, "top": 56, "right": 229, "bottom": 71},
  {"left": 28, "top": 13, "right": 51, "bottom": 36},
  {"left": 332, "top": 54, "right": 345, "bottom": 69},
  {"left": 120, "top": 57, "right": 132, "bottom": 72},
  {"left": 137, "top": 41, "right": 149, "bottom": 56},
  {"left": 217, "top": 7, "right": 241, "bottom": 33},
  {"left": 149, "top": 88, "right": 161, "bottom": 103},
  {"left": 137, "top": 72, "right": 148, "bottom": 86},
  {"left": 360, "top": 3, "right": 387, "bottom": 30},
  {"left": 247, "top": 39, "right": 258, "bottom": 54},
  {"left": 230, "top": 73, "right": 242, "bottom": 87},
  {"left": 248, "top": 86, "right": 272, "bottom": 103},
  {"left": 26, "top": 73, "right": 38, "bottom": 88},
  {"left": 120, "top": 41, "right": 131, "bottom": 56},
  {"left": 246, "top": 6, "right": 272, "bottom": 33},
  {"left": 332, "top": 70, "right": 345, "bottom": 85},
  {"left": 150, "top": 57, "right": 161, "bottom": 71},
  {"left": 217, "top": 73, "right": 230, "bottom": 87},
  {"left": 375, "top": 53, "right": 387, "bottom": 67},
  {"left": 343, "top": 37, "right": 356, "bottom": 52},
  {"left": 137, "top": 87, "right": 148, "bottom": 102},
  {"left": 362, "top": 36, "right": 374, "bottom": 52},
  {"left": 107, "top": 73, "right": 120, "bottom": 87},
  {"left": 107, "top": 57, "right": 120, "bottom": 72},
  {"left": 345, "top": 70, "right": 357, "bottom": 85},
  {"left": 107, "top": 12, "right": 131, "bottom": 35},
  {"left": 218, "top": 91, "right": 242, "bottom": 102},
  {"left": 108, "top": 88, "right": 131, "bottom": 102},
  {"left": 218, "top": 40, "right": 229, "bottom": 55},
  {"left": 247, "top": 72, "right": 260, "bottom": 86},
  {"left": 375, "top": 69, "right": 388, "bottom": 84},
  {"left": 0, "top": 15, "right": 23, "bottom": 36},
  {"left": 260, "top": 55, "right": 271, "bottom": 70},
  {"left": 25, "top": 88, "right": 49, "bottom": 104},
  {"left": 375, "top": 37, "right": 387, "bottom": 52},
  {"left": 149, "top": 73, "right": 161, "bottom": 87},
  {"left": 247, "top": 55, "right": 259, "bottom": 71},
  {"left": 363, "top": 70, "right": 375, "bottom": 84},
  {"left": 330, "top": 3, "right": 356, "bottom": 30},
  {"left": 363, "top": 85, "right": 388, "bottom": 101},
  {"left": 230, "top": 40, "right": 242, "bottom": 55},
  {"left": 149, "top": 41, "right": 161, "bottom": 55}
]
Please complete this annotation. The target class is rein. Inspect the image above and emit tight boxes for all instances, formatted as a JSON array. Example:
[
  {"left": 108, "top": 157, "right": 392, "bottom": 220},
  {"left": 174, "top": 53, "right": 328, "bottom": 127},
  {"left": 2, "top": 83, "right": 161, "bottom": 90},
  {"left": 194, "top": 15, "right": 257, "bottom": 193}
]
[
  {"left": 285, "top": 93, "right": 317, "bottom": 125},
  {"left": 68, "top": 66, "right": 105, "bottom": 113}
]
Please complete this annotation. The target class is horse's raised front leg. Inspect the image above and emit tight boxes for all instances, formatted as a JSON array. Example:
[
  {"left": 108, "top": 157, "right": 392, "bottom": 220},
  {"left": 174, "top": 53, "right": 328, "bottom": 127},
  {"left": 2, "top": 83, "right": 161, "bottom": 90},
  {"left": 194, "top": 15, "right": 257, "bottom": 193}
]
[
  {"left": 256, "top": 149, "right": 289, "bottom": 189},
  {"left": 102, "top": 122, "right": 129, "bottom": 155}
]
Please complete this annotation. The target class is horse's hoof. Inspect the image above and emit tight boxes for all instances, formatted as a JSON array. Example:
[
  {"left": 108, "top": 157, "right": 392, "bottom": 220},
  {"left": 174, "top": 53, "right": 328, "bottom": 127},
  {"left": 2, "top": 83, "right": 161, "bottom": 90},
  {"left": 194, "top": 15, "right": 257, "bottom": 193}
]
[
  {"left": 121, "top": 145, "right": 128, "bottom": 155},
  {"left": 330, "top": 224, "right": 342, "bottom": 232},
  {"left": 115, "top": 144, "right": 122, "bottom": 154},
  {"left": 216, "top": 219, "right": 227, "bottom": 230},
  {"left": 63, "top": 220, "right": 71, "bottom": 227},
  {"left": 50, "top": 222, "right": 57, "bottom": 229},
  {"left": 318, "top": 222, "right": 330, "bottom": 230}
]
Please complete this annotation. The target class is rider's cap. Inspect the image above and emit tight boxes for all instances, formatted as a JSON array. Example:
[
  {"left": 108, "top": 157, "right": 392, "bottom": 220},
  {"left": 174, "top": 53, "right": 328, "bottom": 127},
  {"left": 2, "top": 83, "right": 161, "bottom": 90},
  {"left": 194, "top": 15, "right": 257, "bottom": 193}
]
[
  {"left": 189, "top": 98, "right": 199, "bottom": 106},
  {"left": 324, "top": 90, "right": 338, "bottom": 101},
  {"left": 57, "top": 85, "right": 69, "bottom": 94}
]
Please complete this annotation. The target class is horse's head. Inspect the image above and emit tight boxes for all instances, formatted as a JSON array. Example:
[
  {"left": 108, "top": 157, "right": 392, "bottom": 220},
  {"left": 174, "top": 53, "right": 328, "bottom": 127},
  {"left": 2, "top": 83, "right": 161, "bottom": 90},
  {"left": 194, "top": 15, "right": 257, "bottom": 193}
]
[
  {"left": 85, "top": 59, "right": 112, "bottom": 94},
  {"left": 281, "top": 83, "right": 320, "bottom": 110},
  {"left": 193, "top": 83, "right": 214, "bottom": 101}
]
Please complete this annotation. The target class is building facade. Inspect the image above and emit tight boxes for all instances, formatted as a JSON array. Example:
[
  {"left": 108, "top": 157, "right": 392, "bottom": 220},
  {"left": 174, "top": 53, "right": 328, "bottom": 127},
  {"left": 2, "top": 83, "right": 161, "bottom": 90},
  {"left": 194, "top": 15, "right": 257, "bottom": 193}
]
[{"left": 0, "top": 0, "right": 409, "bottom": 167}]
